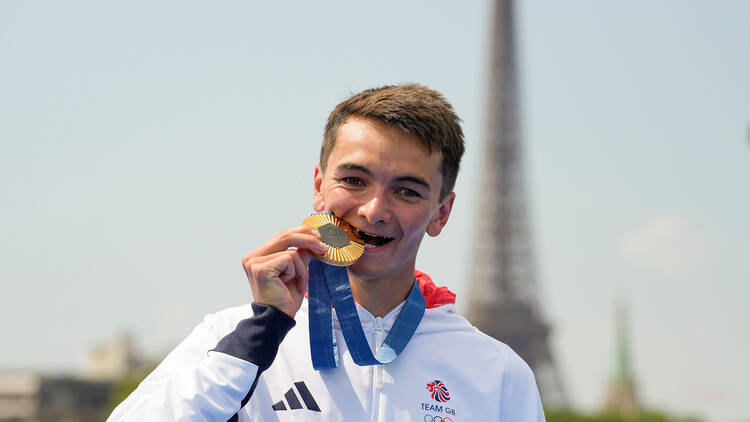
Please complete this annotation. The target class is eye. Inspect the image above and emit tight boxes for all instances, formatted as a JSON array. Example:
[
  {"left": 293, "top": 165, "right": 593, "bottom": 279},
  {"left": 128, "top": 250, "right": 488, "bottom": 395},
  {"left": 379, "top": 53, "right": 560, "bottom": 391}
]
[
  {"left": 341, "top": 177, "right": 364, "bottom": 186},
  {"left": 396, "top": 187, "right": 422, "bottom": 198}
]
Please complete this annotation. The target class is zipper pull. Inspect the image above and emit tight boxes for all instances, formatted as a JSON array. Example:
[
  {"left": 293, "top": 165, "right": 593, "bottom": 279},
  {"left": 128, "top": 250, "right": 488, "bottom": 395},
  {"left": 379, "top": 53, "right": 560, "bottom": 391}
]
[
  {"left": 373, "top": 316, "right": 384, "bottom": 332},
  {"left": 373, "top": 316, "right": 385, "bottom": 353}
]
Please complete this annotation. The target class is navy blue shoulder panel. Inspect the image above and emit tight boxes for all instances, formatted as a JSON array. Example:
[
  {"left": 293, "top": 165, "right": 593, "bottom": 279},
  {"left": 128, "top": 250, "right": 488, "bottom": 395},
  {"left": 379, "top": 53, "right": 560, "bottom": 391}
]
[{"left": 212, "top": 302, "right": 296, "bottom": 372}]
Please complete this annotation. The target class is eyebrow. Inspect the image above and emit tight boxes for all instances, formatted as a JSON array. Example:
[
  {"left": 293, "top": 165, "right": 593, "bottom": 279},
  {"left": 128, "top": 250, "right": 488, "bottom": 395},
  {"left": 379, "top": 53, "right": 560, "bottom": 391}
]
[{"left": 337, "top": 163, "right": 431, "bottom": 190}]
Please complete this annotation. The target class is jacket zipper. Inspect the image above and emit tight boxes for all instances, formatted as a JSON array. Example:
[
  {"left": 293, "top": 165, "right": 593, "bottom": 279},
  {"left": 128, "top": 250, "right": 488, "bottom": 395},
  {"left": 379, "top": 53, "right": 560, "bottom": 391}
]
[{"left": 370, "top": 316, "right": 385, "bottom": 421}]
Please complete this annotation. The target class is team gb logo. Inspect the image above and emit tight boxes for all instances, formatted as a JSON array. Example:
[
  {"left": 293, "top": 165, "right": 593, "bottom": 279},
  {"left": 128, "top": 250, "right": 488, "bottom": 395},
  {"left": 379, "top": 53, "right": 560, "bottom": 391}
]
[{"left": 426, "top": 380, "right": 450, "bottom": 402}]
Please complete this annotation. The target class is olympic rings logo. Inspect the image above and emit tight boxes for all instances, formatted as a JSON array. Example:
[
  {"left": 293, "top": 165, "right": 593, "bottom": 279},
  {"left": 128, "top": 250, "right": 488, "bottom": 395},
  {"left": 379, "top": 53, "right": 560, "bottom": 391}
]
[{"left": 424, "top": 415, "right": 453, "bottom": 422}]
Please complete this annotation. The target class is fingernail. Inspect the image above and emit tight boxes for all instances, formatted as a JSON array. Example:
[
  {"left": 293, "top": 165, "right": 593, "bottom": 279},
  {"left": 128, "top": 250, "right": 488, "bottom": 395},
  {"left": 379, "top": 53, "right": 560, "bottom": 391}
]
[{"left": 318, "top": 242, "right": 329, "bottom": 252}]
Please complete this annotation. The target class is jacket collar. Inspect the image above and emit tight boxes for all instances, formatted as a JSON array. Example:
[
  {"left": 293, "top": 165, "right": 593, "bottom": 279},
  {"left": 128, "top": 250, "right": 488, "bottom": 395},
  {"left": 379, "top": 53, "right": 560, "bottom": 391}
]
[{"left": 303, "top": 269, "right": 456, "bottom": 309}]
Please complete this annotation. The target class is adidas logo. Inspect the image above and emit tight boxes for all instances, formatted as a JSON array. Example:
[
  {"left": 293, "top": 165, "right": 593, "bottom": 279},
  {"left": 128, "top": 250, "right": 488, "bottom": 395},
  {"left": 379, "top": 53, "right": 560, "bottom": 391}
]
[{"left": 271, "top": 381, "right": 321, "bottom": 412}]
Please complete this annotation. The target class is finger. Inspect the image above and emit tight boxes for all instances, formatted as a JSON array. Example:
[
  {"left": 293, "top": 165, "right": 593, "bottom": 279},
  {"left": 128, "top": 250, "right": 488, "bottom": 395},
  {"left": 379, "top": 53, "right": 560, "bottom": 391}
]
[
  {"left": 244, "top": 251, "right": 296, "bottom": 289},
  {"left": 241, "top": 238, "right": 318, "bottom": 271},
  {"left": 242, "top": 250, "right": 285, "bottom": 275},
  {"left": 297, "top": 249, "right": 313, "bottom": 268},
  {"left": 245, "top": 252, "right": 300, "bottom": 316},
  {"left": 263, "top": 252, "right": 296, "bottom": 281},
  {"left": 256, "top": 251, "right": 310, "bottom": 305},
  {"left": 289, "top": 251, "right": 309, "bottom": 296},
  {"left": 253, "top": 227, "right": 328, "bottom": 257}
]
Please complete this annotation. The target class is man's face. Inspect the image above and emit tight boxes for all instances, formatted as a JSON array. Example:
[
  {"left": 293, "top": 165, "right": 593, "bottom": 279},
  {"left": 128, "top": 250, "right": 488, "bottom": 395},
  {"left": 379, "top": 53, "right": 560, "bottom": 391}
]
[{"left": 313, "top": 117, "right": 455, "bottom": 283}]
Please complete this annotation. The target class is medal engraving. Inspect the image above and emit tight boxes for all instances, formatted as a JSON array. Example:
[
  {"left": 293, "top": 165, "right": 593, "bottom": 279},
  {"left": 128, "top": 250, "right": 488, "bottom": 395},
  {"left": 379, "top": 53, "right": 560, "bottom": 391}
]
[
  {"left": 302, "top": 213, "right": 365, "bottom": 266},
  {"left": 318, "top": 223, "right": 350, "bottom": 248}
]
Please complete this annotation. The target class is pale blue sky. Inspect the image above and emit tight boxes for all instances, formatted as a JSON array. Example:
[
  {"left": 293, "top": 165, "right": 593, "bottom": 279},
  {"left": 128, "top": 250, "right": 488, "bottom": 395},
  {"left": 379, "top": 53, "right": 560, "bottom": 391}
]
[{"left": 1, "top": 2, "right": 748, "bottom": 421}]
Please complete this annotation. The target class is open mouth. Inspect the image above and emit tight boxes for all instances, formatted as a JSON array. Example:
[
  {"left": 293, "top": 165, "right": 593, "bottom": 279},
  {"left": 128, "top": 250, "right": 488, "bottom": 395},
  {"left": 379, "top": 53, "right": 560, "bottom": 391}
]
[{"left": 354, "top": 229, "right": 394, "bottom": 248}]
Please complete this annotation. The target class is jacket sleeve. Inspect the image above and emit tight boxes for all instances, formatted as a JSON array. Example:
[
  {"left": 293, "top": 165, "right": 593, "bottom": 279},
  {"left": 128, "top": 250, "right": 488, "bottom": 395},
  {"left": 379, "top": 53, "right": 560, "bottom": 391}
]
[
  {"left": 499, "top": 357, "right": 547, "bottom": 422},
  {"left": 107, "top": 303, "right": 295, "bottom": 421}
]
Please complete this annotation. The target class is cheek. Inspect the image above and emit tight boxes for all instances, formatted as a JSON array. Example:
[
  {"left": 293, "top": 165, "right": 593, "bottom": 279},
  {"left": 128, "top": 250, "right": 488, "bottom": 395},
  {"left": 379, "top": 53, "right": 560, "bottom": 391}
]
[
  {"left": 322, "top": 186, "right": 358, "bottom": 211},
  {"left": 400, "top": 210, "right": 433, "bottom": 240}
]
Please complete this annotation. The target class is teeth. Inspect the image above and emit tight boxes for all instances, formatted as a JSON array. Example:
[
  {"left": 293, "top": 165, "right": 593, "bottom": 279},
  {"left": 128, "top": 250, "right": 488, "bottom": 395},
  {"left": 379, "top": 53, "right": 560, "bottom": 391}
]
[{"left": 357, "top": 229, "right": 390, "bottom": 239}]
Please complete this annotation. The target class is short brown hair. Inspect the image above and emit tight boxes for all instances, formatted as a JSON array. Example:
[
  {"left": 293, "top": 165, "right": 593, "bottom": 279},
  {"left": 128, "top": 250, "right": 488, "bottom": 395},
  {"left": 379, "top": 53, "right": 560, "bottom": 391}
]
[{"left": 320, "top": 84, "right": 465, "bottom": 199}]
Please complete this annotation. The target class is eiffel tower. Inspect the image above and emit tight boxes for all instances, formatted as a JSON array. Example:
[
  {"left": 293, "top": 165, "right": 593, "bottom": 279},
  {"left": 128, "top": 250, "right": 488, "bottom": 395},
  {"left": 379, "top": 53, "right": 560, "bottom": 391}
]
[{"left": 465, "top": 0, "right": 567, "bottom": 408}]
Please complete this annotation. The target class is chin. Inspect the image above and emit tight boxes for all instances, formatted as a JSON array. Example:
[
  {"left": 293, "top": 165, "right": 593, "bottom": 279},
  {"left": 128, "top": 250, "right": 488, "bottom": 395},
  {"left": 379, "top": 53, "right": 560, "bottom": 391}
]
[
  {"left": 347, "top": 257, "right": 397, "bottom": 280},
  {"left": 347, "top": 261, "right": 385, "bottom": 281},
  {"left": 348, "top": 256, "right": 412, "bottom": 283}
]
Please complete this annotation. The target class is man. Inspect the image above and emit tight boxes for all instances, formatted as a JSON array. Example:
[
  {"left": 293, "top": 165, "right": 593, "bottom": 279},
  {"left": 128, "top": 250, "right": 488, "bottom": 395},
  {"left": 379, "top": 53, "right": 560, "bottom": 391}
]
[{"left": 108, "top": 84, "right": 544, "bottom": 421}]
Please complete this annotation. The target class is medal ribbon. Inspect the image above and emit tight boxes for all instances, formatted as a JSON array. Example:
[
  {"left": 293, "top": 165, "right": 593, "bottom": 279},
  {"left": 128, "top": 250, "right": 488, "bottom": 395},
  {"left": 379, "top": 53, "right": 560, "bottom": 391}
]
[{"left": 307, "top": 259, "right": 426, "bottom": 369}]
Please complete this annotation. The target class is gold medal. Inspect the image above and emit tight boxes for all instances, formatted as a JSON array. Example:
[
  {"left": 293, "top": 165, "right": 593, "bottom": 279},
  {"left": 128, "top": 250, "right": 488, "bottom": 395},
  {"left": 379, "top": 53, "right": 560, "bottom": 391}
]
[{"left": 302, "top": 213, "right": 365, "bottom": 266}]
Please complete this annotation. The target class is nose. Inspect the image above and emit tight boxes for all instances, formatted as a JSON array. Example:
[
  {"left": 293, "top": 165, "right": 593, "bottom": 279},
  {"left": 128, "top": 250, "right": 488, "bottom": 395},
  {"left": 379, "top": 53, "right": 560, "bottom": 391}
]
[{"left": 357, "top": 190, "right": 391, "bottom": 226}]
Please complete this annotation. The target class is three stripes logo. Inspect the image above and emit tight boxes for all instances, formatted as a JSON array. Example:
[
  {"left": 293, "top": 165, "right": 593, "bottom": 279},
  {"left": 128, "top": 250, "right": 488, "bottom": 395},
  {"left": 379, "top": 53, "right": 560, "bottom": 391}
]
[
  {"left": 271, "top": 381, "right": 321, "bottom": 412},
  {"left": 426, "top": 379, "right": 450, "bottom": 402}
]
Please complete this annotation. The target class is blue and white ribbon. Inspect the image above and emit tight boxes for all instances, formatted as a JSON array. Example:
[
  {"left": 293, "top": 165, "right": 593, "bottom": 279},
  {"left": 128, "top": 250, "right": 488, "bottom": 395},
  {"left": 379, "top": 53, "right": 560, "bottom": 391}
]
[{"left": 308, "top": 259, "right": 425, "bottom": 369}]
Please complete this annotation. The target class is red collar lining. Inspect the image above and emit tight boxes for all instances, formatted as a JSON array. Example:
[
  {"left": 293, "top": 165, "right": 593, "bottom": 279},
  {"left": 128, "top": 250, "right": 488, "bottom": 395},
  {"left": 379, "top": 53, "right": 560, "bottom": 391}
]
[
  {"left": 414, "top": 269, "right": 456, "bottom": 309},
  {"left": 303, "top": 269, "right": 456, "bottom": 309}
]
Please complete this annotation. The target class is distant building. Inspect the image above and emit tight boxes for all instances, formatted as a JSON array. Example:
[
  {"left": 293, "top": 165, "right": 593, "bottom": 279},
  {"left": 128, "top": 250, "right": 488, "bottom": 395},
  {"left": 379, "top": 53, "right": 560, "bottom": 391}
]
[
  {"left": 604, "top": 299, "right": 640, "bottom": 414},
  {"left": 85, "top": 333, "right": 140, "bottom": 381},
  {"left": 0, "top": 372, "right": 113, "bottom": 422},
  {"left": 0, "top": 332, "right": 152, "bottom": 421}
]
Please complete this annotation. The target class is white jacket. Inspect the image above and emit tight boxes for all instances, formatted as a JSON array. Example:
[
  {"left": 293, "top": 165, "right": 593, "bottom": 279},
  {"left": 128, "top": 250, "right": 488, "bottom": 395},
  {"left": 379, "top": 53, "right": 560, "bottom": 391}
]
[{"left": 108, "top": 272, "right": 545, "bottom": 421}]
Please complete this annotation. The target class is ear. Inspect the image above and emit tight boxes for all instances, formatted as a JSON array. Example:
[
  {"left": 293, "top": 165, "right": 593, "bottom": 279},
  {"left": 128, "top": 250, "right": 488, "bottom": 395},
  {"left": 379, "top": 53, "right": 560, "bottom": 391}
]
[
  {"left": 313, "top": 164, "right": 325, "bottom": 212},
  {"left": 426, "top": 192, "right": 455, "bottom": 237}
]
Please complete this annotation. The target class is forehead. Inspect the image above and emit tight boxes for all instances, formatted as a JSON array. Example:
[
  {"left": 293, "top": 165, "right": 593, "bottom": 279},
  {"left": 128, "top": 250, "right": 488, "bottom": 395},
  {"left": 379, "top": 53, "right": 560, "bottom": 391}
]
[{"left": 328, "top": 117, "right": 443, "bottom": 181}]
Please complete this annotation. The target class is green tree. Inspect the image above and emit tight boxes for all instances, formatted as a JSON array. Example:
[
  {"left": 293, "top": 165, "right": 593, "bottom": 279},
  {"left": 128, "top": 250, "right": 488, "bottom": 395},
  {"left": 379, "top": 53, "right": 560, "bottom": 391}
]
[
  {"left": 546, "top": 409, "right": 701, "bottom": 422},
  {"left": 105, "top": 364, "right": 157, "bottom": 415}
]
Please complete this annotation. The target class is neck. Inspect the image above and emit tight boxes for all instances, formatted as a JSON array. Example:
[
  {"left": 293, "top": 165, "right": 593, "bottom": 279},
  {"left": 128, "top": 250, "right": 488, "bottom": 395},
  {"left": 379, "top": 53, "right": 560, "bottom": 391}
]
[{"left": 347, "top": 267, "right": 415, "bottom": 317}]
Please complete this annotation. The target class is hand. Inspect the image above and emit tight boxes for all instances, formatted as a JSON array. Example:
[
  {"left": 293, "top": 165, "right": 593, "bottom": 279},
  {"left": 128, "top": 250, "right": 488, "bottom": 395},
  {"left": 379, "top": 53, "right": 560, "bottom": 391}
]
[{"left": 242, "top": 226, "right": 329, "bottom": 318}]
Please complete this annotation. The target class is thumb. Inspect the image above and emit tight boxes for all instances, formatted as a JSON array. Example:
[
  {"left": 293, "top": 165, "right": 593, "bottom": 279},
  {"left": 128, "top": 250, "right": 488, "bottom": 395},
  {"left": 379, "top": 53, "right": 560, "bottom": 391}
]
[{"left": 296, "top": 250, "right": 313, "bottom": 296}]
